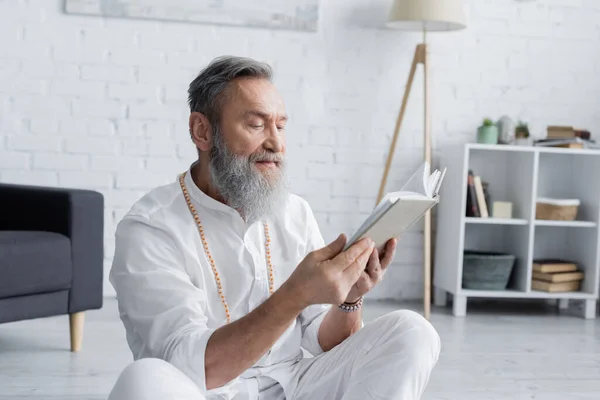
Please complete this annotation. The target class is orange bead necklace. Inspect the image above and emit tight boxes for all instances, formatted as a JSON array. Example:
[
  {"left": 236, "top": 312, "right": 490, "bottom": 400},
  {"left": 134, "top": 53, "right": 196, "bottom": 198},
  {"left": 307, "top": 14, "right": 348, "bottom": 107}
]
[{"left": 178, "top": 171, "right": 275, "bottom": 324}]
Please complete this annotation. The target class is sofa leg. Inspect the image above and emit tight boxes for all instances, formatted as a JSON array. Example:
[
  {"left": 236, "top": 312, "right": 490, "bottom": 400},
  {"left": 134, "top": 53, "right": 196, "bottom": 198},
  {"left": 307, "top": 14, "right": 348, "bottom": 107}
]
[{"left": 69, "top": 312, "right": 85, "bottom": 352}]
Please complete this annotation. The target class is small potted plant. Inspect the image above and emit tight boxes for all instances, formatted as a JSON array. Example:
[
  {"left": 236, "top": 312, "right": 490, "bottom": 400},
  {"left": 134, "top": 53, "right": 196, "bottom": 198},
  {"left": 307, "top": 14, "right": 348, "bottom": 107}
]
[
  {"left": 477, "top": 118, "right": 499, "bottom": 144},
  {"left": 514, "top": 121, "right": 530, "bottom": 146}
]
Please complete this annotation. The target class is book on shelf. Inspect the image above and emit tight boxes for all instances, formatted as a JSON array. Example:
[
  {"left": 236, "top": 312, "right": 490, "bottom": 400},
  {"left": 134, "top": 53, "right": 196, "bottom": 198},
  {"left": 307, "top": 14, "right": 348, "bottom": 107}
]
[
  {"left": 473, "top": 175, "right": 489, "bottom": 218},
  {"left": 531, "top": 259, "right": 583, "bottom": 292},
  {"left": 534, "top": 138, "right": 593, "bottom": 149},
  {"left": 531, "top": 279, "right": 581, "bottom": 293},
  {"left": 532, "top": 259, "right": 578, "bottom": 273},
  {"left": 532, "top": 271, "right": 584, "bottom": 283},
  {"left": 482, "top": 181, "right": 491, "bottom": 210},
  {"left": 466, "top": 170, "right": 480, "bottom": 217},
  {"left": 534, "top": 125, "right": 596, "bottom": 149},
  {"left": 547, "top": 126, "right": 591, "bottom": 140},
  {"left": 465, "top": 170, "right": 491, "bottom": 218},
  {"left": 343, "top": 162, "right": 446, "bottom": 252},
  {"left": 547, "top": 126, "right": 574, "bottom": 139}
]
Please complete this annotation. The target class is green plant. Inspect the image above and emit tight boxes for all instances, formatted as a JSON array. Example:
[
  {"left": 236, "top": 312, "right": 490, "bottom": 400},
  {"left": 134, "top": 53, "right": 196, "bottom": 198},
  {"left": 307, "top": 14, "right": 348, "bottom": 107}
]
[
  {"left": 477, "top": 117, "right": 499, "bottom": 144},
  {"left": 515, "top": 121, "right": 530, "bottom": 138},
  {"left": 482, "top": 118, "right": 495, "bottom": 127}
]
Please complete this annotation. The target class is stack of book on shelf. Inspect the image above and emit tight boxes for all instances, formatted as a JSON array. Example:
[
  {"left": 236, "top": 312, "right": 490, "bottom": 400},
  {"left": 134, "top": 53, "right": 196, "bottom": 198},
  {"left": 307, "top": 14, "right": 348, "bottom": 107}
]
[
  {"left": 465, "top": 170, "right": 490, "bottom": 217},
  {"left": 534, "top": 126, "right": 599, "bottom": 149},
  {"left": 531, "top": 259, "right": 584, "bottom": 292}
]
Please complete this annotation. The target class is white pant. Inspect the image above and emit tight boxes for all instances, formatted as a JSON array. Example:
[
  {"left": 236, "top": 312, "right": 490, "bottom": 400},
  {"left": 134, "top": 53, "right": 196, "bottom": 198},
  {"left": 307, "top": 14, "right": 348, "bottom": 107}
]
[{"left": 108, "top": 310, "right": 441, "bottom": 400}]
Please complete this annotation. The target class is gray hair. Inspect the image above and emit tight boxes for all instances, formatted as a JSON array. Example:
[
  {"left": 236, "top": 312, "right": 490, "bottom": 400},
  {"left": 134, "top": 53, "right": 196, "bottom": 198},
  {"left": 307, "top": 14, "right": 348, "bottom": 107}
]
[{"left": 187, "top": 55, "right": 273, "bottom": 124}]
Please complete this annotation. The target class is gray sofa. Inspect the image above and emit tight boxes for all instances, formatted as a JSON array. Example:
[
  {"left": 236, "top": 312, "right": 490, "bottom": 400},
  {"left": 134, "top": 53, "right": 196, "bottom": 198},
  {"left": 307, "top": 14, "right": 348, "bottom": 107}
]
[{"left": 0, "top": 183, "right": 104, "bottom": 351}]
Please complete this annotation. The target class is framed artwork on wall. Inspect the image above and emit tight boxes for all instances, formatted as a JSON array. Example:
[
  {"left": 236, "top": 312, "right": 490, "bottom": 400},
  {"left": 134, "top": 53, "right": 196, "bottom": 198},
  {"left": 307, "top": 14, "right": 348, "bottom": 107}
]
[{"left": 64, "top": 0, "right": 320, "bottom": 32}]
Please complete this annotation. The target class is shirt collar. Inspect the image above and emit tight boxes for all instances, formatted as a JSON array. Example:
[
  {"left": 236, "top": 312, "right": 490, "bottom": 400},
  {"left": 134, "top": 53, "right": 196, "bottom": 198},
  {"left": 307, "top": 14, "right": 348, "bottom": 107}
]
[{"left": 183, "top": 163, "right": 238, "bottom": 216}]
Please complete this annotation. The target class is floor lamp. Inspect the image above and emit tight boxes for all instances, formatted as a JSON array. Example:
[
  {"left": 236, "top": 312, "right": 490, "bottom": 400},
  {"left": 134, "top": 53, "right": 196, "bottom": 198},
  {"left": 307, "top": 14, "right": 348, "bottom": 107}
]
[{"left": 377, "top": 0, "right": 466, "bottom": 320}]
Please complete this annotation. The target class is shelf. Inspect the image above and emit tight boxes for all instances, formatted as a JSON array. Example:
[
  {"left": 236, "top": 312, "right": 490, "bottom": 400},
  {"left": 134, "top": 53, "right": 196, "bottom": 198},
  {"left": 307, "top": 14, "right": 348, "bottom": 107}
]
[
  {"left": 535, "top": 220, "right": 597, "bottom": 228},
  {"left": 465, "top": 217, "right": 528, "bottom": 225},
  {"left": 533, "top": 225, "right": 599, "bottom": 296},
  {"left": 434, "top": 143, "right": 600, "bottom": 318},
  {"left": 460, "top": 289, "right": 527, "bottom": 298},
  {"left": 463, "top": 223, "right": 530, "bottom": 292},
  {"left": 466, "top": 143, "right": 600, "bottom": 156},
  {"left": 467, "top": 143, "right": 534, "bottom": 153},
  {"left": 528, "top": 291, "right": 597, "bottom": 299},
  {"left": 536, "top": 147, "right": 600, "bottom": 156},
  {"left": 460, "top": 288, "right": 597, "bottom": 300}
]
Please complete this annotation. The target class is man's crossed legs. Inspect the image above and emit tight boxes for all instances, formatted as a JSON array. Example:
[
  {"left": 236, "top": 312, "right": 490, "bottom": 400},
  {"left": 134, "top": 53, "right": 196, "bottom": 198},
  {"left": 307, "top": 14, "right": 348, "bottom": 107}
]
[{"left": 108, "top": 310, "right": 440, "bottom": 400}]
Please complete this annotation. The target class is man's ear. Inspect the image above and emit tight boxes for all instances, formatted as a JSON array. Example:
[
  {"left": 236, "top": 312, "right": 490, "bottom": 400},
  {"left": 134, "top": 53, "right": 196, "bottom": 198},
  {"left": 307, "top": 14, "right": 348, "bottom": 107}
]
[{"left": 189, "top": 112, "right": 211, "bottom": 153}]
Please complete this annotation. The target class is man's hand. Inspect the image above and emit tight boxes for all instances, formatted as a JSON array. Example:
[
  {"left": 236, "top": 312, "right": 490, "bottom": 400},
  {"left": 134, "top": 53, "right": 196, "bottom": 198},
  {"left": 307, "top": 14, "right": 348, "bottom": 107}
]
[
  {"left": 203, "top": 235, "right": 391, "bottom": 389},
  {"left": 344, "top": 238, "right": 398, "bottom": 303},
  {"left": 283, "top": 234, "right": 375, "bottom": 307},
  {"left": 315, "top": 237, "right": 397, "bottom": 352}
]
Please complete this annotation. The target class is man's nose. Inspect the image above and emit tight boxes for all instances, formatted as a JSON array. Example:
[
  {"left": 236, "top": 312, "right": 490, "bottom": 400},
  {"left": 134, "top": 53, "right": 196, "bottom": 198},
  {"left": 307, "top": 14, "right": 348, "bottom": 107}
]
[{"left": 263, "top": 126, "right": 284, "bottom": 153}]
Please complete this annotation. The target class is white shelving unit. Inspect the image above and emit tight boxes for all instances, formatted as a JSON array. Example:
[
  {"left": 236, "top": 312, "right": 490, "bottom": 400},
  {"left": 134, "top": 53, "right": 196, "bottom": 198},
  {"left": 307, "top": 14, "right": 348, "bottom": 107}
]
[{"left": 433, "top": 143, "right": 600, "bottom": 319}]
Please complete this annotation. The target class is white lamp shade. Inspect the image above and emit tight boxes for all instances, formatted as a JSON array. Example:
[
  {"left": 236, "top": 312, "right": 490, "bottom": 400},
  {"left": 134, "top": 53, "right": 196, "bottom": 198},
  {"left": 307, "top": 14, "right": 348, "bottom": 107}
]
[{"left": 387, "top": 0, "right": 467, "bottom": 31}]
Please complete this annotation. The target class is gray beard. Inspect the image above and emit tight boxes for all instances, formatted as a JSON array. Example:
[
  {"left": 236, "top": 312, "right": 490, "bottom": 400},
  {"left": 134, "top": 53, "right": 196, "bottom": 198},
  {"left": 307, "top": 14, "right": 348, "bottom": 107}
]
[{"left": 208, "top": 125, "right": 288, "bottom": 225}]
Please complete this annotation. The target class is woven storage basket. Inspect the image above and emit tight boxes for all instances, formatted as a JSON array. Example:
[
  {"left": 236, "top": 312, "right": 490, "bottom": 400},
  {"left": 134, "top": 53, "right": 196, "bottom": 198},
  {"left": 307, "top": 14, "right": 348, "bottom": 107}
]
[
  {"left": 462, "top": 251, "right": 516, "bottom": 290},
  {"left": 536, "top": 198, "right": 580, "bottom": 221}
]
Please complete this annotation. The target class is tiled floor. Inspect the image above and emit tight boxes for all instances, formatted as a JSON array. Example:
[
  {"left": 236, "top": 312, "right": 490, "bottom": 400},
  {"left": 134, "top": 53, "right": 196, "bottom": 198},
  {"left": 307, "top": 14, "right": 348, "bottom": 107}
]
[{"left": 0, "top": 297, "right": 598, "bottom": 399}]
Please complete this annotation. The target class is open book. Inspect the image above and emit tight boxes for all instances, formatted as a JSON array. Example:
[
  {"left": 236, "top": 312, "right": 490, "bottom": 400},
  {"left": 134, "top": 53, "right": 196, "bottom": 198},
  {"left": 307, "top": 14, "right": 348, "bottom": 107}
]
[{"left": 343, "top": 162, "right": 446, "bottom": 252}]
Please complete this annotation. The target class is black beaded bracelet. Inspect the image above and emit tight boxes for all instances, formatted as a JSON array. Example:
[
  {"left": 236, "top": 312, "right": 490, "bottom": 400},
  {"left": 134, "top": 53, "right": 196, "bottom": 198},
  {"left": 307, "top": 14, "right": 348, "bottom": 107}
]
[{"left": 338, "top": 297, "right": 364, "bottom": 312}]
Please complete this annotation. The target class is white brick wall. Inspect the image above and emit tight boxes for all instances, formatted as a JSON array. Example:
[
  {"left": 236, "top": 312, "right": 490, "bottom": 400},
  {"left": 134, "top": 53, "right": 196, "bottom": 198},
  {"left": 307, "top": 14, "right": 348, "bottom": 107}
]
[{"left": 1, "top": 0, "right": 600, "bottom": 299}]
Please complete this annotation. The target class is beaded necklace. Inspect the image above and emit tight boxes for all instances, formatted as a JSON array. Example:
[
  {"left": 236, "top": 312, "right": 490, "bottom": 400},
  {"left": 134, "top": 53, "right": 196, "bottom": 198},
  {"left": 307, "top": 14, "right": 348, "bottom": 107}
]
[{"left": 178, "top": 171, "right": 275, "bottom": 323}]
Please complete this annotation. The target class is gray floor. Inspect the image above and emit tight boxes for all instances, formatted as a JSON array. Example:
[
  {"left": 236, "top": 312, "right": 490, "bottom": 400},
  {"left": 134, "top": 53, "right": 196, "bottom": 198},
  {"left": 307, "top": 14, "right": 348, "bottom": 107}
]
[{"left": 0, "top": 298, "right": 599, "bottom": 400}]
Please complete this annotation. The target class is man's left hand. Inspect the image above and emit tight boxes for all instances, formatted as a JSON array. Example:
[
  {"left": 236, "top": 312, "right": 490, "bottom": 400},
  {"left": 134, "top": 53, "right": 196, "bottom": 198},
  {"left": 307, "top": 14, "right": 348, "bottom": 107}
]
[{"left": 344, "top": 238, "right": 398, "bottom": 303}]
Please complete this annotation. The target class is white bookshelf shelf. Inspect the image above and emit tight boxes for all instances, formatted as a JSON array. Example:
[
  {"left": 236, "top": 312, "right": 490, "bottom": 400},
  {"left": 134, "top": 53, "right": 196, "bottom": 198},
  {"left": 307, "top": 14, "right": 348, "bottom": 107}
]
[
  {"left": 465, "top": 217, "right": 528, "bottom": 225},
  {"left": 460, "top": 289, "right": 526, "bottom": 298},
  {"left": 433, "top": 143, "right": 600, "bottom": 319},
  {"left": 528, "top": 291, "right": 597, "bottom": 300},
  {"left": 534, "top": 220, "right": 596, "bottom": 228},
  {"left": 461, "top": 288, "right": 596, "bottom": 300}
]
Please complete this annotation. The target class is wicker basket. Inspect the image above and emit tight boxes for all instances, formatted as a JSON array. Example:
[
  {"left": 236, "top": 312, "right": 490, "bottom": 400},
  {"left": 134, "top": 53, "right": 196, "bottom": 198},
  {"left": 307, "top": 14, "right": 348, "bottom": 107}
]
[
  {"left": 462, "top": 251, "right": 516, "bottom": 290},
  {"left": 536, "top": 198, "right": 580, "bottom": 221}
]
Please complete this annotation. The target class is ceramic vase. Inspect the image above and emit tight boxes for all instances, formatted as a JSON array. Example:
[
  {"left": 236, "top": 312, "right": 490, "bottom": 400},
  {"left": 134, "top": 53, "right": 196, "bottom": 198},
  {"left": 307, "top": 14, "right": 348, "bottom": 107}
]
[{"left": 477, "top": 125, "right": 499, "bottom": 144}]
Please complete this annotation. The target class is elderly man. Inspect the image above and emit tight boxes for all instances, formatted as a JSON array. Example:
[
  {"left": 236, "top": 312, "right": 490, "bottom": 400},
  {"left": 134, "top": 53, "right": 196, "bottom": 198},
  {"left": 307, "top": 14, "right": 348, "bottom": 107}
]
[{"left": 108, "top": 56, "right": 440, "bottom": 400}]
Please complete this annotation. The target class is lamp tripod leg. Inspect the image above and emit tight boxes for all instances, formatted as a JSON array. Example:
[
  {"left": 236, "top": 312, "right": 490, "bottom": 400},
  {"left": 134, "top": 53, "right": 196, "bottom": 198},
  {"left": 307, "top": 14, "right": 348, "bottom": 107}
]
[
  {"left": 422, "top": 30, "right": 432, "bottom": 320},
  {"left": 375, "top": 45, "right": 423, "bottom": 205},
  {"left": 375, "top": 41, "right": 433, "bottom": 320}
]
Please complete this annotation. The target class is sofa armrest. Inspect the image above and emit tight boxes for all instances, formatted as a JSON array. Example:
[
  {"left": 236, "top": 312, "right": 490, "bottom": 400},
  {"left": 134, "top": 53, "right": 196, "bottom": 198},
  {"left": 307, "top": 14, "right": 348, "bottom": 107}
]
[{"left": 0, "top": 183, "right": 104, "bottom": 312}]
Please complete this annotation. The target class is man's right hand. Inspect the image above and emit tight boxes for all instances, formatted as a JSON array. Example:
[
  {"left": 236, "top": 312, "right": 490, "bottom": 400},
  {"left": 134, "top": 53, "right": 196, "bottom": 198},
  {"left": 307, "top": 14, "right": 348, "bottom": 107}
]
[
  {"left": 284, "top": 234, "right": 374, "bottom": 307},
  {"left": 203, "top": 234, "right": 373, "bottom": 389}
]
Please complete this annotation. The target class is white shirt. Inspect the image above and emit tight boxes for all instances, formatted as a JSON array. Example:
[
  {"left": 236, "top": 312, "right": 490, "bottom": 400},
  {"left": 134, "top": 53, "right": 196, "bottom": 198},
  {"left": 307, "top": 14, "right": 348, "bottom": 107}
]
[{"left": 109, "top": 167, "right": 331, "bottom": 400}]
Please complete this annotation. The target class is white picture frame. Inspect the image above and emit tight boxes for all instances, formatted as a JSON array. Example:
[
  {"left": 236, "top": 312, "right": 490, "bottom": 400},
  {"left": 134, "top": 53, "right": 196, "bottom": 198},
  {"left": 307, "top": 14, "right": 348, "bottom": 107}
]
[{"left": 64, "top": 0, "right": 320, "bottom": 32}]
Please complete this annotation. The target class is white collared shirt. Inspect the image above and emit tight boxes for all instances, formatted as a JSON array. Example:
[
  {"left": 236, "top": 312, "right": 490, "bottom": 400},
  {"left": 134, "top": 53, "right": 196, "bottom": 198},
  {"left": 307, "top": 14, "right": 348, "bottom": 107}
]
[{"left": 109, "top": 167, "right": 331, "bottom": 399}]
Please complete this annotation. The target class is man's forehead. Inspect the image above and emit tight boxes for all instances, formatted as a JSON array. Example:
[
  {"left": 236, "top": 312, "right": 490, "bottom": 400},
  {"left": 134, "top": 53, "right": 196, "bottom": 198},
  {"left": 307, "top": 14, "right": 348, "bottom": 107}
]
[{"left": 228, "top": 78, "right": 286, "bottom": 113}]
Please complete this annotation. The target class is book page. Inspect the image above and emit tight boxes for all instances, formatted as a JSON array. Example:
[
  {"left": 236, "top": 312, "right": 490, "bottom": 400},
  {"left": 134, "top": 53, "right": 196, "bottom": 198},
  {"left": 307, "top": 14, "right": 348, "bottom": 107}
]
[
  {"left": 393, "top": 162, "right": 444, "bottom": 198},
  {"left": 398, "top": 162, "right": 429, "bottom": 196},
  {"left": 426, "top": 170, "right": 439, "bottom": 196},
  {"left": 432, "top": 168, "right": 446, "bottom": 197}
]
